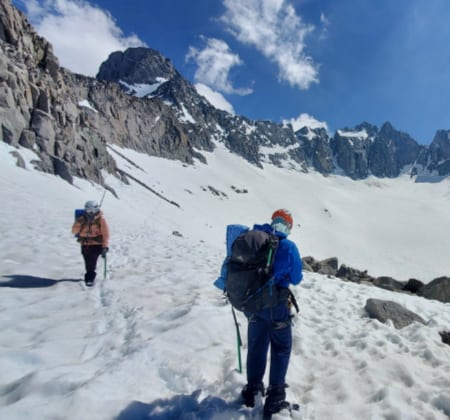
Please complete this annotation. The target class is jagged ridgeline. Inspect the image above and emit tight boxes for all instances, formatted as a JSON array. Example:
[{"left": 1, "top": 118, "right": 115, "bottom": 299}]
[{"left": 1, "top": 0, "right": 450, "bottom": 187}]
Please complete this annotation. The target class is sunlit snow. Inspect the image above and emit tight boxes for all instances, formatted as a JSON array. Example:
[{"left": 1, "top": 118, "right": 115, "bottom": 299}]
[{"left": 1, "top": 141, "right": 450, "bottom": 419}]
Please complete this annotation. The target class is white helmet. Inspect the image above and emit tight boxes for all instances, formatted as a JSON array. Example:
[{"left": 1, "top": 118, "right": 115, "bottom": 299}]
[{"left": 84, "top": 200, "right": 99, "bottom": 215}]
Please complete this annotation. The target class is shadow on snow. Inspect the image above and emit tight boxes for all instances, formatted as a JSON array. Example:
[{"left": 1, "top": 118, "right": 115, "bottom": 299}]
[
  {"left": 0, "top": 274, "right": 80, "bottom": 288},
  {"left": 116, "top": 390, "right": 251, "bottom": 420}
]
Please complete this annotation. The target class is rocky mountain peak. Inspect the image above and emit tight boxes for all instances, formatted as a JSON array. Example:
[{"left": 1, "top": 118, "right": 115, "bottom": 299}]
[
  {"left": 96, "top": 47, "right": 178, "bottom": 85},
  {"left": 355, "top": 121, "right": 378, "bottom": 138},
  {"left": 427, "top": 129, "right": 450, "bottom": 175}
]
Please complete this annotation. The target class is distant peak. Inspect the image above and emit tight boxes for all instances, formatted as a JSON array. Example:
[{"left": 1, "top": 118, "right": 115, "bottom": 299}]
[{"left": 96, "top": 47, "right": 178, "bottom": 85}]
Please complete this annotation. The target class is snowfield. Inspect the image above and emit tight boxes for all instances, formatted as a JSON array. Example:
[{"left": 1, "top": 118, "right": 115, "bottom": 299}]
[{"left": 1, "top": 142, "right": 450, "bottom": 419}]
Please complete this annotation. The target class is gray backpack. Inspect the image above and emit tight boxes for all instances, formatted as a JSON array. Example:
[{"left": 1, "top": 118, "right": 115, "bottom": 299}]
[{"left": 225, "top": 229, "right": 279, "bottom": 312}]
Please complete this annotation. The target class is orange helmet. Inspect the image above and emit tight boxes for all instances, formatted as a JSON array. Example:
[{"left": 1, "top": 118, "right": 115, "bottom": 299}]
[{"left": 271, "top": 209, "right": 293, "bottom": 229}]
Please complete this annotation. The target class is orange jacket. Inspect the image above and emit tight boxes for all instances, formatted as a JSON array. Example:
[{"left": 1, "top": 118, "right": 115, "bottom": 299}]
[{"left": 72, "top": 211, "right": 110, "bottom": 247}]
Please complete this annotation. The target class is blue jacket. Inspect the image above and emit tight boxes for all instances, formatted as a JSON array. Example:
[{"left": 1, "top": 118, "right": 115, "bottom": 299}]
[{"left": 253, "top": 223, "right": 303, "bottom": 288}]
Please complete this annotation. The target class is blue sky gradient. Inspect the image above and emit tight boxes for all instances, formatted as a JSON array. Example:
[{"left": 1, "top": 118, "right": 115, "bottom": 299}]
[{"left": 13, "top": 0, "right": 450, "bottom": 144}]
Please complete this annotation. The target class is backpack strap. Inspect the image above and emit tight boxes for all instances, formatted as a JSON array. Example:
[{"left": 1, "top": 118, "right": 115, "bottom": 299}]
[
  {"left": 76, "top": 214, "right": 103, "bottom": 244},
  {"left": 75, "top": 215, "right": 87, "bottom": 238},
  {"left": 264, "top": 234, "right": 279, "bottom": 273},
  {"left": 288, "top": 289, "right": 299, "bottom": 313}
]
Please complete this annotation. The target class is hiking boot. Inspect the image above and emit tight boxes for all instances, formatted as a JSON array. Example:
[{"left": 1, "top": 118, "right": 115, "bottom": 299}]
[
  {"left": 263, "top": 384, "right": 289, "bottom": 415},
  {"left": 84, "top": 271, "right": 96, "bottom": 287},
  {"left": 241, "top": 382, "right": 265, "bottom": 407}
]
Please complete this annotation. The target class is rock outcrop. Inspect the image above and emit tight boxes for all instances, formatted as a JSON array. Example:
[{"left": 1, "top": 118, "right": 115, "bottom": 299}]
[
  {"left": 0, "top": 0, "right": 209, "bottom": 187},
  {"left": 365, "top": 298, "right": 427, "bottom": 329},
  {"left": 303, "top": 256, "right": 450, "bottom": 303},
  {"left": 417, "top": 277, "right": 450, "bottom": 303}
]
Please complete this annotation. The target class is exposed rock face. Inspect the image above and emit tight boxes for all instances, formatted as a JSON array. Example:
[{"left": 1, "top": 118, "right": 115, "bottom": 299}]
[
  {"left": 0, "top": 0, "right": 59, "bottom": 77},
  {"left": 379, "top": 122, "right": 422, "bottom": 170},
  {"left": 428, "top": 130, "right": 450, "bottom": 175},
  {"left": 97, "top": 47, "right": 177, "bottom": 85},
  {"left": 0, "top": 0, "right": 211, "bottom": 186},
  {"left": 297, "top": 127, "right": 333, "bottom": 174},
  {"left": 330, "top": 122, "right": 375, "bottom": 179},
  {"left": 94, "top": 34, "right": 450, "bottom": 181},
  {"left": 328, "top": 122, "right": 434, "bottom": 180},
  {"left": 97, "top": 50, "right": 305, "bottom": 170}
]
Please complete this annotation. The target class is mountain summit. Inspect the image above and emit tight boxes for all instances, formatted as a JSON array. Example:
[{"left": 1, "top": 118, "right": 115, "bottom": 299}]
[{"left": 97, "top": 47, "right": 178, "bottom": 85}]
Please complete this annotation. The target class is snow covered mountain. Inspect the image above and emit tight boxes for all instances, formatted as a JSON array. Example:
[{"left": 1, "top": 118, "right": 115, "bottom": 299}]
[
  {"left": 97, "top": 47, "right": 450, "bottom": 181},
  {"left": 2, "top": 0, "right": 450, "bottom": 190}
]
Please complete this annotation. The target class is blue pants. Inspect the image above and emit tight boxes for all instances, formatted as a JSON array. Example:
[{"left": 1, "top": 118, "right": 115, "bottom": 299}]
[{"left": 245, "top": 302, "right": 292, "bottom": 388}]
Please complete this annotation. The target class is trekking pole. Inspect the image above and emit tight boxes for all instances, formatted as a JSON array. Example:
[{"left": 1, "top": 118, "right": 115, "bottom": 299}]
[
  {"left": 103, "top": 255, "right": 107, "bottom": 280},
  {"left": 231, "top": 307, "right": 243, "bottom": 373},
  {"left": 99, "top": 189, "right": 107, "bottom": 208}
]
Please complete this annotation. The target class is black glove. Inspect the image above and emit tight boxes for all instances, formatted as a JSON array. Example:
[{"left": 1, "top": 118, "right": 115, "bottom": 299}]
[{"left": 101, "top": 247, "right": 109, "bottom": 258}]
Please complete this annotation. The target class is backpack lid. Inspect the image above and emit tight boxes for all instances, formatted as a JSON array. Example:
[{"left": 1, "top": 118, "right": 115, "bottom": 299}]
[{"left": 230, "top": 229, "right": 278, "bottom": 266}]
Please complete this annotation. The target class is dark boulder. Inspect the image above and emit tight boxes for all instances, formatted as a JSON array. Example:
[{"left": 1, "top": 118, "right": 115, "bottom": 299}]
[
  {"left": 336, "top": 264, "right": 374, "bottom": 284},
  {"left": 316, "top": 257, "right": 339, "bottom": 276},
  {"left": 439, "top": 331, "right": 450, "bottom": 346},
  {"left": 403, "top": 278, "right": 424, "bottom": 294},
  {"left": 365, "top": 298, "right": 427, "bottom": 329},
  {"left": 373, "top": 276, "right": 406, "bottom": 292},
  {"left": 417, "top": 277, "right": 450, "bottom": 303}
]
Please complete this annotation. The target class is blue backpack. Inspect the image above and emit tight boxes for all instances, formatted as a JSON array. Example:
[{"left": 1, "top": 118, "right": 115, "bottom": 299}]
[
  {"left": 74, "top": 209, "right": 85, "bottom": 220},
  {"left": 214, "top": 224, "right": 248, "bottom": 291}
]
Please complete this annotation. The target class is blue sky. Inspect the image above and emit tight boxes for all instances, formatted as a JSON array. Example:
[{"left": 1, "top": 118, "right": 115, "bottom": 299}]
[{"left": 13, "top": 0, "right": 450, "bottom": 144}]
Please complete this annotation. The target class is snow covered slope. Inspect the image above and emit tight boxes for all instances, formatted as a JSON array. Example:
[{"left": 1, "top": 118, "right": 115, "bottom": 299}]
[{"left": 1, "top": 142, "right": 450, "bottom": 419}]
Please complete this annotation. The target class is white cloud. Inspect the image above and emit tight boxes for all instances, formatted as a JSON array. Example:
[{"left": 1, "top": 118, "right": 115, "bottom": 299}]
[
  {"left": 320, "top": 12, "right": 329, "bottom": 26},
  {"left": 283, "top": 112, "right": 328, "bottom": 132},
  {"left": 186, "top": 37, "right": 253, "bottom": 96},
  {"left": 194, "top": 83, "right": 235, "bottom": 114},
  {"left": 22, "top": 0, "right": 146, "bottom": 76},
  {"left": 319, "top": 12, "right": 330, "bottom": 40},
  {"left": 221, "top": 0, "right": 319, "bottom": 89}
]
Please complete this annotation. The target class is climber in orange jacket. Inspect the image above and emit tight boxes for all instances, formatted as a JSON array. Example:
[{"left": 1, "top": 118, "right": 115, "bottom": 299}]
[{"left": 72, "top": 200, "right": 110, "bottom": 286}]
